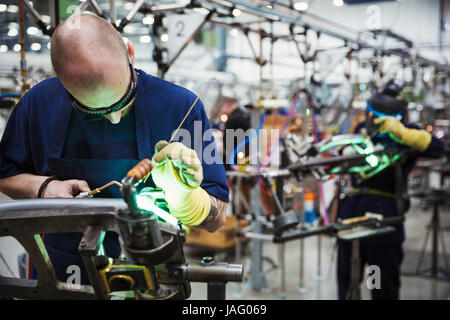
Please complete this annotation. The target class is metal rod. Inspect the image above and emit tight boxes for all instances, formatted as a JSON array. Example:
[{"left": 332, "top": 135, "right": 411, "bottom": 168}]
[
  {"left": 278, "top": 243, "right": 286, "bottom": 299},
  {"left": 168, "top": 95, "right": 201, "bottom": 144},
  {"left": 117, "top": 0, "right": 145, "bottom": 32},
  {"left": 86, "top": 0, "right": 104, "bottom": 17},
  {"left": 126, "top": 0, "right": 145, "bottom": 22},
  {"left": 109, "top": 0, "right": 116, "bottom": 24},
  {"left": 203, "top": 0, "right": 448, "bottom": 70},
  {"left": 18, "top": 0, "right": 27, "bottom": 96}
]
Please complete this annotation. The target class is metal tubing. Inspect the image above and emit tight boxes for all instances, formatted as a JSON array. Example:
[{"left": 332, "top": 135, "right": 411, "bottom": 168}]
[
  {"left": 109, "top": 0, "right": 116, "bottom": 24},
  {"left": 182, "top": 263, "right": 244, "bottom": 283},
  {"left": 126, "top": 0, "right": 145, "bottom": 22},
  {"left": 348, "top": 239, "right": 361, "bottom": 300},
  {"left": 86, "top": 0, "right": 104, "bottom": 17},
  {"left": 204, "top": 0, "right": 448, "bottom": 70}
]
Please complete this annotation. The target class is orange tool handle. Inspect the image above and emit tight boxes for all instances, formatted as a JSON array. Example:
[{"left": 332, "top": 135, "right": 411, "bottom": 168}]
[{"left": 126, "top": 158, "right": 153, "bottom": 181}]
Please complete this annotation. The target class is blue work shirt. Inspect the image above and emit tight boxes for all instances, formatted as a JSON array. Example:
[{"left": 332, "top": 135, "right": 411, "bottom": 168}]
[
  {"left": 62, "top": 105, "right": 138, "bottom": 160},
  {"left": 0, "top": 69, "right": 230, "bottom": 202}
]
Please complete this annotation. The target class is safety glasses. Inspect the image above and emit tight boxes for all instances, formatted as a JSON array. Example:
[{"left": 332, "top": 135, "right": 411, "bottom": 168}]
[
  {"left": 366, "top": 103, "right": 403, "bottom": 119},
  {"left": 68, "top": 61, "right": 137, "bottom": 116}
]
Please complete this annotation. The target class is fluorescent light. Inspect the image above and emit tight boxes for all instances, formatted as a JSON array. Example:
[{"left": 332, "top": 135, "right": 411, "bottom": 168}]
[
  {"left": 27, "top": 26, "right": 39, "bottom": 35},
  {"left": 7, "top": 5, "right": 18, "bottom": 13},
  {"left": 232, "top": 8, "right": 241, "bottom": 17},
  {"left": 8, "top": 28, "right": 18, "bottom": 37},
  {"left": 31, "top": 43, "right": 41, "bottom": 51},
  {"left": 266, "top": 4, "right": 273, "bottom": 9},
  {"left": 0, "top": 45, "right": 8, "bottom": 53},
  {"left": 160, "top": 33, "right": 169, "bottom": 42},
  {"left": 13, "top": 44, "right": 21, "bottom": 52},
  {"left": 142, "top": 15, "right": 154, "bottom": 25},
  {"left": 0, "top": 4, "right": 7, "bottom": 12},
  {"left": 123, "top": 25, "right": 135, "bottom": 34},
  {"left": 332, "top": 0, "right": 344, "bottom": 7},
  {"left": 193, "top": 7, "right": 209, "bottom": 15},
  {"left": 41, "top": 15, "right": 51, "bottom": 24},
  {"left": 139, "top": 35, "right": 151, "bottom": 43},
  {"left": 230, "top": 28, "right": 239, "bottom": 37},
  {"left": 293, "top": 1, "right": 308, "bottom": 11}
]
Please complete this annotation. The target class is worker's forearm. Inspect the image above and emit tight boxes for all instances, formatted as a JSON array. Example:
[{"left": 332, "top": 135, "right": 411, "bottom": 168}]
[
  {"left": 0, "top": 173, "right": 49, "bottom": 199},
  {"left": 197, "top": 195, "right": 228, "bottom": 233}
]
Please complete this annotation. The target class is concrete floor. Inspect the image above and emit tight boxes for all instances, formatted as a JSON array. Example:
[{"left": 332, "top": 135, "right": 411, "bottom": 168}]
[
  {"left": 186, "top": 199, "right": 450, "bottom": 300},
  {"left": 0, "top": 194, "right": 449, "bottom": 300}
]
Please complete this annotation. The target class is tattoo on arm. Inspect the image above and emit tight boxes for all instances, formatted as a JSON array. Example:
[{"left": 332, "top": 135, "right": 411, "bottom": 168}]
[{"left": 198, "top": 195, "right": 228, "bottom": 232}]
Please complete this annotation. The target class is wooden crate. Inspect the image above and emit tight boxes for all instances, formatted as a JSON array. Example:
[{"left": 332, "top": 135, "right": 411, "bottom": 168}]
[{"left": 185, "top": 215, "right": 250, "bottom": 250}]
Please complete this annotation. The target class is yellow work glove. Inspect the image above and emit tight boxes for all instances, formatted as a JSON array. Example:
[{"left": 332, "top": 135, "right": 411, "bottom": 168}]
[
  {"left": 151, "top": 140, "right": 211, "bottom": 226},
  {"left": 374, "top": 117, "right": 432, "bottom": 152}
]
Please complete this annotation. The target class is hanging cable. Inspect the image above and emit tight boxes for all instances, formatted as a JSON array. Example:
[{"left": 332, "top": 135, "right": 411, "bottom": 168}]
[
  {"left": 305, "top": 90, "right": 330, "bottom": 226},
  {"left": 229, "top": 111, "right": 267, "bottom": 167},
  {"left": 243, "top": 88, "right": 302, "bottom": 191}
]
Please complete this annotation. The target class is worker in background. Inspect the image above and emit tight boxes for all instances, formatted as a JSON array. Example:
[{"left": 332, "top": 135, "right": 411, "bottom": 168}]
[
  {"left": 219, "top": 97, "right": 251, "bottom": 169},
  {"left": 0, "top": 14, "right": 229, "bottom": 285},
  {"left": 337, "top": 79, "right": 444, "bottom": 300}
]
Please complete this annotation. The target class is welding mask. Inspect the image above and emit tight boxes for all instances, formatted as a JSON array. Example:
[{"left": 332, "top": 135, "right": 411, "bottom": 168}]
[{"left": 365, "top": 80, "right": 408, "bottom": 136}]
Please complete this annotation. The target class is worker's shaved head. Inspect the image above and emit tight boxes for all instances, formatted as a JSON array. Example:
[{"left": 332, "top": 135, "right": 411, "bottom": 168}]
[{"left": 50, "top": 13, "right": 131, "bottom": 110}]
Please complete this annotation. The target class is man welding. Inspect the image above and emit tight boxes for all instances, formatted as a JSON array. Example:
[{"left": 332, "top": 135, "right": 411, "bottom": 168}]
[
  {"left": 337, "top": 79, "right": 444, "bottom": 300},
  {"left": 0, "top": 14, "right": 229, "bottom": 285}
]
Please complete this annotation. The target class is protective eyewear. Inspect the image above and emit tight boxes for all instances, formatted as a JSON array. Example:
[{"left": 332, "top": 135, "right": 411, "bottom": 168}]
[{"left": 68, "top": 61, "right": 137, "bottom": 116}]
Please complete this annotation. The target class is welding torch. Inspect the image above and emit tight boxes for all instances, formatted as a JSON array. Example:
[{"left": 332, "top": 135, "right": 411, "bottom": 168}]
[
  {"left": 75, "top": 159, "right": 153, "bottom": 200},
  {"left": 120, "top": 158, "right": 154, "bottom": 215}
]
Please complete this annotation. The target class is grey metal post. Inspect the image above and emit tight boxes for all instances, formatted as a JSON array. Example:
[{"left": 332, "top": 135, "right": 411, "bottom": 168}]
[
  {"left": 298, "top": 191, "right": 307, "bottom": 293},
  {"left": 278, "top": 242, "right": 286, "bottom": 299},
  {"left": 247, "top": 186, "right": 270, "bottom": 292}
]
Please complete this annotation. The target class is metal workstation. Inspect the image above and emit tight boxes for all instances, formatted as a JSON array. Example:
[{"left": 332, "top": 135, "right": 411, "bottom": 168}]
[{"left": 0, "top": 0, "right": 448, "bottom": 303}]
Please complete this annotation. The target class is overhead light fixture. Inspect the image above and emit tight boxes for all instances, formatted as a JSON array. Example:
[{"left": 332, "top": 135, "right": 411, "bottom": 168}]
[
  {"left": 160, "top": 33, "right": 169, "bottom": 42},
  {"left": 139, "top": 35, "right": 151, "bottom": 43},
  {"left": 123, "top": 25, "right": 135, "bottom": 34},
  {"left": 0, "top": 4, "right": 7, "bottom": 12},
  {"left": 193, "top": 7, "right": 209, "bottom": 15},
  {"left": 266, "top": 4, "right": 273, "bottom": 9},
  {"left": 232, "top": 8, "right": 241, "bottom": 17},
  {"left": 7, "top": 5, "right": 18, "bottom": 13},
  {"left": 41, "top": 15, "right": 51, "bottom": 24},
  {"left": 332, "top": 0, "right": 344, "bottom": 7},
  {"left": 0, "top": 45, "right": 8, "bottom": 53},
  {"left": 8, "top": 28, "right": 18, "bottom": 37},
  {"left": 13, "top": 44, "right": 21, "bottom": 52},
  {"left": 230, "top": 28, "right": 239, "bottom": 37},
  {"left": 142, "top": 15, "right": 154, "bottom": 25},
  {"left": 27, "top": 26, "right": 39, "bottom": 35},
  {"left": 293, "top": 1, "right": 309, "bottom": 11},
  {"left": 31, "top": 43, "right": 41, "bottom": 51}
]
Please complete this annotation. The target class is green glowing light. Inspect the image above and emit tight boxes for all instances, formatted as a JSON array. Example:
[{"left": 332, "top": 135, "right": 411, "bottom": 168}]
[
  {"left": 365, "top": 154, "right": 379, "bottom": 167},
  {"left": 319, "top": 136, "right": 367, "bottom": 153},
  {"left": 136, "top": 192, "right": 179, "bottom": 226},
  {"left": 330, "top": 167, "right": 342, "bottom": 174}
]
